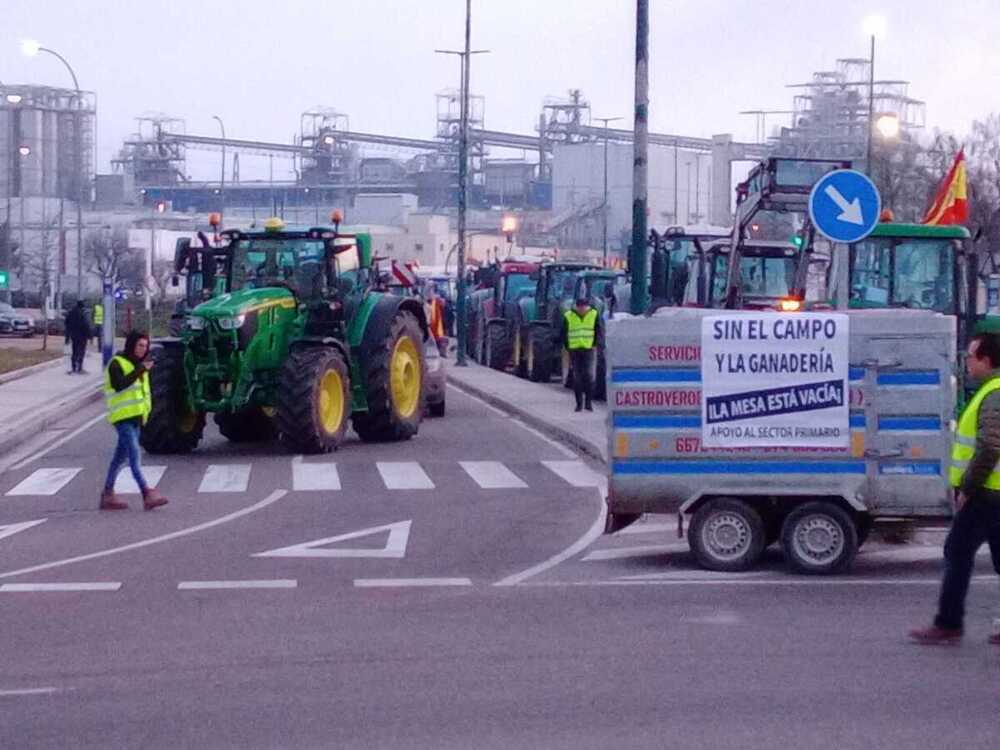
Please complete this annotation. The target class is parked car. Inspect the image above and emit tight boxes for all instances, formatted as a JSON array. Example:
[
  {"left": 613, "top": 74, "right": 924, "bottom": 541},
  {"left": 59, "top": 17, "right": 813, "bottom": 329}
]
[
  {"left": 0, "top": 303, "right": 35, "bottom": 337},
  {"left": 424, "top": 337, "right": 446, "bottom": 417}
]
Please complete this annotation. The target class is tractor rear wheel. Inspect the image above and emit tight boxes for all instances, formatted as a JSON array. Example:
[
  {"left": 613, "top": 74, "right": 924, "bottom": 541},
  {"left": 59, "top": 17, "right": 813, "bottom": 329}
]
[
  {"left": 214, "top": 407, "right": 277, "bottom": 443},
  {"left": 527, "top": 328, "right": 554, "bottom": 383},
  {"left": 276, "top": 347, "right": 351, "bottom": 454},
  {"left": 353, "top": 311, "right": 425, "bottom": 442},
  {"left": 485, "top": 322, "right": 510, "bottom": 371},
  {"left": 140, "top": 347, "right": 205, "bottom": 454}
]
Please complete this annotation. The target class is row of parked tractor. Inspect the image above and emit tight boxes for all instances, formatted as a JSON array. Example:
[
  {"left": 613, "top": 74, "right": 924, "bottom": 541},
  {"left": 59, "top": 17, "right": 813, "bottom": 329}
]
[{"left": 463, "top": 258, "right": 628, "bottom": 400}]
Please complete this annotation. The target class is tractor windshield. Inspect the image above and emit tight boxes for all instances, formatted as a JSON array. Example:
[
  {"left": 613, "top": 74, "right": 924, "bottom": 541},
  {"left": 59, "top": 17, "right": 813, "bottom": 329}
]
[
  {"left": 710, "top": 253, "right": 795, "bottom": 304},
  {"left": 547, "top": 270, "right": 580, "bottom": 301},
  {"left": 230, "top": 238, "right": 327, "bottom": 296},
  {"left": 849, "top": 237, "right": 956, "bottom": 312},
  {"left": 503, "top": 273, "right": 534, "bottom": 302}
]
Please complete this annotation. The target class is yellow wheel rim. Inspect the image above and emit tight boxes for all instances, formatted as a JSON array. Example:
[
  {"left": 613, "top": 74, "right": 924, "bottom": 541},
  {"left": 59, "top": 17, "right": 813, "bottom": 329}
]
[
  {"left": 318, "top": 369, "right": 345, "bottom": 435},
  {"left": 390, "top": 337, "right": 421, "bottom": 419},
  {"left": 513, "top": 330, "right": 521, "bottom": 366},
  {"left": 527, "top": 340, "right": 534, "bottom": 372}
]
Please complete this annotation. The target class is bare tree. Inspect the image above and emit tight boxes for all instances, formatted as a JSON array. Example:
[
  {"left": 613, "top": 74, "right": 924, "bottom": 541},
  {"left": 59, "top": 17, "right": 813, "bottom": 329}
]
[
  {"left": 965, "top": 115, "right": 1000, "bottom": 274},
  {"left": 21, "top": 212, "right": 61, "bottom": 350},
  {"left": 83, "top": 225, "right": 143, "bottom": 290}
]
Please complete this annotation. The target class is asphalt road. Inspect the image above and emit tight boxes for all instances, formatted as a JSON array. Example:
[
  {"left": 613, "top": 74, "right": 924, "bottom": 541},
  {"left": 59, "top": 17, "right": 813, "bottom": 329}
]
[{"left": 1, "top": 386, "right": 999, "bottom": 749}]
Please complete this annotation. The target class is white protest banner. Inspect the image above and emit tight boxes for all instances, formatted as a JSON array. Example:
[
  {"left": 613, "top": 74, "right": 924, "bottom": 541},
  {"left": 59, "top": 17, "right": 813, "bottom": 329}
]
[{"left": 701, "top": 313, "right": 849, "bottom": 448}]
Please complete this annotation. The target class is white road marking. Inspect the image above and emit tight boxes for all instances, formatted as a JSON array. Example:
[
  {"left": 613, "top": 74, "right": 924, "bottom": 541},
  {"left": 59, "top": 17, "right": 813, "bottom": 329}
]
[
  {"left": 0, "top": 490, "right": 288, "bottom": 580},
  {"left": 541, "top": 460, "right": 606, "bottom": 488},
  {"left": 353, "top": 577, "right": 472, "bottom": 588},
  {"left": 253, "top": 520, "right": 412, "bottom": 559},
  {"left": 509, "top": 419, "right": 578, "bottom": 459},
  {"left": 582, "top": 543, "right": 686, "bottom": 562},
  {"left": 5, "top": 468, "right": 81, "bottom": 496},
  {"left": 619, "top": 521, "right": 677, "bottom": 536},
  {"left": 292, "top": 460, "right": 341, "bottom": 491},
  {"left": 0, "top": 688, "right": 59, "bottom": 697},
  {"left": 494, "top": 486, "right": 607, "bottom": 587},
  {"left": 7, "top": 413, "right": 105, "bottom": 472},
  {"left": 377, "top": 462, "right": 434, "bottom": 490},
  {"left": 0, "top": 519, "right": 46, "bottom": 543},
  {"left": 0, "top": 582, "right": 121, "bottom": 592},
  {"left": 114, "top": 466, "right": 166, "bottom": 494},
  {"left": 198, "top": 464, "right": 251, "bottom": 493},
  {"left": 178, "top": 579, "right": 297, "bottom": 590},
  {"left": 459, "top": 461, "right": 527, "bottom": 489}
]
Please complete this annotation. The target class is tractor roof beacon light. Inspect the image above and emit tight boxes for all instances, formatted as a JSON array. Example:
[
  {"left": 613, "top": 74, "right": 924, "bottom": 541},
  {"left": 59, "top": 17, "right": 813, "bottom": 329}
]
[
  {"left": 330, "top": 209, "right": 344, "bottom": 230},
  {"left": 779, "top": 297, "right": 803, "bottom": 312},
  {"left": 208, "top": 212, "right": 222, "bottom": 228},
  {"left": 880, "top": 208, "right": 895, "bottom": 222},
  {"left": 264, "top": 217, "right": 285, "bottom": 232}
]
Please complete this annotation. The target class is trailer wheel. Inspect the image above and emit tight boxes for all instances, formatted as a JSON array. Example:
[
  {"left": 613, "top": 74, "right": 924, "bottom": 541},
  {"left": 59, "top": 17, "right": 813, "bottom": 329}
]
[
  {"left": 781, "top": 501, "right": 859, "bottom": 575},
  {"left": 689, "top": 498, "right": 766, "bottom": 572}
]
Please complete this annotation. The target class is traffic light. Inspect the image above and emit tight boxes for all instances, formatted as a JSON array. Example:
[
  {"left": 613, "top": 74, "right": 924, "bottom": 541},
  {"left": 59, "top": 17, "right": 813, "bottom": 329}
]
[
  {"left": 0, "top": 269, "right": 8, "bottom": 290},
  {"left": 791, "top": 234, "right": 804, "bottom": 249}
]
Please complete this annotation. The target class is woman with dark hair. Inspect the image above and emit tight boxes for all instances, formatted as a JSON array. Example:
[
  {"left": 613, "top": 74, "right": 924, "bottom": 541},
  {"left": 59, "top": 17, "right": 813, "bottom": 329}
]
[{"left": 99, "top": 331, "right": 168, "bottom": 511}]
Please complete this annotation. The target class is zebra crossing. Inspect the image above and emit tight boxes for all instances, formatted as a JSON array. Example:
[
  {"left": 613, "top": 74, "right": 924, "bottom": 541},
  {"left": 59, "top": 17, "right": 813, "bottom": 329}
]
[{"left": 1, "top": 459, "right": 603, "bottom": 497}]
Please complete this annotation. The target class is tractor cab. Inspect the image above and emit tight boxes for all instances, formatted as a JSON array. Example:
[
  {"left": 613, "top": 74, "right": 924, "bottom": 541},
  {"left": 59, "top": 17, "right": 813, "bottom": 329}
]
[
  {"left": 701, "top": 241, "right": 800, "bottom": 310},
  {"left": 648, "top": 227, "right": 729, "bottom": 310}
]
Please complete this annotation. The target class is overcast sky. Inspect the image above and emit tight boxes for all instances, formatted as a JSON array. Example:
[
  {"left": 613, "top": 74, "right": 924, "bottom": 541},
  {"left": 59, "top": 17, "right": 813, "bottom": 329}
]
[{"left": 2, "top": 0, "right": 996, "bottom": 180}]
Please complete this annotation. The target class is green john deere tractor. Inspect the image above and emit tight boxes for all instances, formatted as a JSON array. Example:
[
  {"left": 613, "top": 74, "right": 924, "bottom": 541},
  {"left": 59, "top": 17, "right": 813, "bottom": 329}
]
[{"left": 142, "top": 217, "right": 428, "bottom": 455}]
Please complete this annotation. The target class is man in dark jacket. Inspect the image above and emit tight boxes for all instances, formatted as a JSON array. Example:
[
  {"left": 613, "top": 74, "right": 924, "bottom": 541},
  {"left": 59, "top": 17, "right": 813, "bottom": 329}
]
[
  {"left": 911, "top": 333, "right": 1000, "bottom": 645},
  {"left": 64, "top": 301, "right": 91, "bottom": 374}
]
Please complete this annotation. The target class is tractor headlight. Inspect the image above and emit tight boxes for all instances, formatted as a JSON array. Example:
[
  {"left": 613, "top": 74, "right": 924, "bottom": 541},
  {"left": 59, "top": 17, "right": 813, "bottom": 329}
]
[
  {"left": 187, "top": 315, "right": 206, "bottom": 331},
  {"left": 217, "top": 314, "right": 246, "bottom": 330}
]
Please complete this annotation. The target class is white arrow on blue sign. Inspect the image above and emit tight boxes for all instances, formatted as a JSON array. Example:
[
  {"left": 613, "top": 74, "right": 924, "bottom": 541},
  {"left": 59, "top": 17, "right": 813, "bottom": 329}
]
[{"left": 808, "top": 169, "right": 882, "bottom": 244}]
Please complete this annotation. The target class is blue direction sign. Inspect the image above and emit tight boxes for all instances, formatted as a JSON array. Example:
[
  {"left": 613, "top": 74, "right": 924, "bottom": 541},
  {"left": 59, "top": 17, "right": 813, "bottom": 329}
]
[{"left": 808, "top": 169, "right": 881, "bottom": 244}]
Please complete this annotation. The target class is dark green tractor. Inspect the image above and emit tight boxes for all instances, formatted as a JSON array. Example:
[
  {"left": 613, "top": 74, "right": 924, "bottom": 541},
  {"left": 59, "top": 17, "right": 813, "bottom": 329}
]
[
  {"left": 142, "top": 217, "right": 428, "bottom": 455},
  {"left": 498, "top": 261, "right": 601, "bottom": 383}
]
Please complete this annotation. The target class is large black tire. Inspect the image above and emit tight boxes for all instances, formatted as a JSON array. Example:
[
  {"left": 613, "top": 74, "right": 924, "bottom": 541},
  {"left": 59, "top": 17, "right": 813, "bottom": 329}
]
[
  {"left": 352, "top": 311, "right": 425, "bottom": 442},
  {"left": 214, "top": 407, "right": 277, "bottom": 443},
  {"left": 429, "top": 398, "right": 446, "bottom": 418},
  {"left": 527, "top": 328, "right": 554, "bottom": 383},
  {"left": 140, "top": 347, "right": 205, "bottom": 454},
  {"left": 781, "top": 501, "right": 859, "bottom": 575},
  {"left": 512, "top": 328, "right": 528, "bottom": 379},
  {"left": 593, "top": 350, "right": 607, "bottom": 401},
  {"left": 485, "top": 322, "right": 510, "bottom": 371},
  {"left": 688, "top": 497, "right": 767, "bottom": 572},
  {"left": 275, "top": 347, "right": 351, "bottom": 454}
]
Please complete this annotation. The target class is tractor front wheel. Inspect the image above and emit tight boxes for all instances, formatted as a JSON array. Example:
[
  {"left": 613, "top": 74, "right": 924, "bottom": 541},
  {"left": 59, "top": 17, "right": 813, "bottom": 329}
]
[
  {"left": 353, "top": 311, "right": 425, "bottom": 442},
  {"left": 140, "top": 347, "right": 205, "bottom": 454},
  {"left": 276, "top": 347, "right": 351, "bottom": 454}
]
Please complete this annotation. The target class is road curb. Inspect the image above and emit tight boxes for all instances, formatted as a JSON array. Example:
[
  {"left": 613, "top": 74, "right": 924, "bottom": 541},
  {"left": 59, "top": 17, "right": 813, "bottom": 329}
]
[
  {"left": 0, "top": 355, "right": 64, "bottom": 386},
  {"left": 448, "top": 375, "right": 607, "bottom": 464},
  {"left": 0, "top": 384, "right": 103, "bottom": 458}
]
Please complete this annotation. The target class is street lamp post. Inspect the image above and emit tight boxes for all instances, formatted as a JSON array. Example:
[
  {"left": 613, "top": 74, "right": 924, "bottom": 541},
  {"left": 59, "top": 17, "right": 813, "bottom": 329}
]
[
  {"left": 862, "top": 16, "right": 886, "bottom": 177},
  {"left": 22, "top": 40, "right": 86, "bottom": 301},
  {"left": 595, "top": 116, "right": 622, "bottom": 265},
  {"left": 212, "top": 116, "right": 226, "bottom": 224},
  {"left": 435, "top": 2, "right": 489, "bottom": 368}
]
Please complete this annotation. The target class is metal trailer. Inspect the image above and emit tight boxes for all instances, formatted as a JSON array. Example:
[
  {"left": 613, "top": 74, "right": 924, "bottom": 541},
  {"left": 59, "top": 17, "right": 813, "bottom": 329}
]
[{"left": 605, "top": 307, "right": 956, "bottom": 574}]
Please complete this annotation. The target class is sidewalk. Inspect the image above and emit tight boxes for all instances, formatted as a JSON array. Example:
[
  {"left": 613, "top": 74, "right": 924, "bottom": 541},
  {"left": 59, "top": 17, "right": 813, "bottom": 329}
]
[
  {"left": 0, "top": 349, "right": 104, "bottom": 455},
  {"left": 447, "top": 359, "right": 607, "bottom": 463}
]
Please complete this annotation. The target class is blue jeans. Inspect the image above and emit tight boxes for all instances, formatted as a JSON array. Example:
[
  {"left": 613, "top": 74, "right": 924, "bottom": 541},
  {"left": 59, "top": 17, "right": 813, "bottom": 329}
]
[{"left": 103, "top": 421, "right": 148, "bottom": 493}]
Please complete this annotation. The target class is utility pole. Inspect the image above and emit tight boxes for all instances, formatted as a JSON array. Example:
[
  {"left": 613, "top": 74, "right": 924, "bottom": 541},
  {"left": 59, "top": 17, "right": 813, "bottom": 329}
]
[
  {"left": 629, "top": 0, "right": 650, "bottom": 315},
  {"left": 866, "top": 32, "right": 876, "bottom": 177},
  {"left": 436, "top": 1, "right": 489, "bottom": 367},
  {"left": 213, "top": 115, "right": 226, "bottom": 223},
  {"left": 595, "top": 116, "right": 623, "bottom": 265}
]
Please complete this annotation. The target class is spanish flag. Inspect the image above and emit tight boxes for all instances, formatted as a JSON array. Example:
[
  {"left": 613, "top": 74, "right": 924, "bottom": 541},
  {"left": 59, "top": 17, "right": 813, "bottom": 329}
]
[{"left": 922, "top": 149, "right": 968, "bottom": 225}]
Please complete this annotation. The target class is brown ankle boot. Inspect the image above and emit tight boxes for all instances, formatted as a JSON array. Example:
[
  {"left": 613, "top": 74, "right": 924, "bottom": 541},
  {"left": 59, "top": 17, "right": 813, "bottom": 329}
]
[
  {"left": 100, "top": 490, "right": 128, "bottom": 511},
  {"left": 142, "top": 487, "right": 168, "bottom": 511}
]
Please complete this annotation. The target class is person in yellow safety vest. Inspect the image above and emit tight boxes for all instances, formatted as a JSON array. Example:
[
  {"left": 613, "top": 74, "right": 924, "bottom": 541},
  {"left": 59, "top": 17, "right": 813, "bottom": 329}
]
[
  {"left": 911, "top": 332, "right": 1000, "bottom": 645},
  {"left": 557, "top": 295, "right": 604, "bottom": 412},
  {"left": 92, "top": 302, "right": 104, "bottom": 345},
  {"left": 99, "top": 331, "right": 168, "bottom": 512}
]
